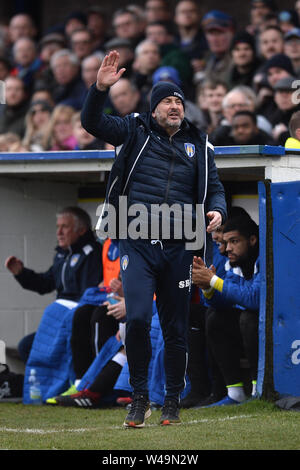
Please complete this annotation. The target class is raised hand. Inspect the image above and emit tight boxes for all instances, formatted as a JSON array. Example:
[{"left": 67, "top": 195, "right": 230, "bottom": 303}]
[
  {"left": 5, "top": 256, "right": 24, "bottom": 275},
  {"left": 96, "top": 50, "right": 126, "bottom": 91}
]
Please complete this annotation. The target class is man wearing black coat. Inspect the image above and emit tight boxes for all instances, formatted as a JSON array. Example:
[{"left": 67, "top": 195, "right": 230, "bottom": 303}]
[{"left": 81, "top": 50, "right": 227, "bottom": 428}]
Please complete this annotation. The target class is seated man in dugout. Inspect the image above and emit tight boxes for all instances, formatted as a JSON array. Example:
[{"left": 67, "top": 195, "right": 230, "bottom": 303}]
[
  {"left": 192, "top": 215, "right": 260, "bottom": 406},
  {"left": 5, "top": 206, "right": 103, "bottom": 402}
]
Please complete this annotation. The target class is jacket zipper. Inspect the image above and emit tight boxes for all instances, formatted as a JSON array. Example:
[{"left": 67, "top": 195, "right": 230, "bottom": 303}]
[
  {"left": 61, "top": 249, "right": 72, "bottom": 291},
  {"left": 122, "top": 135, "right": 150, "bottom": 195},
  {"left": 164, "top": 133, "right": 177, "bottom": 203},
  {"left": 201, "top": 135, "right": 209, "bottom": 263},
  {"left": 97, "top": 175, "right": 119, "bottom": 232},
  {"left": 164, "top": 152, "right": 175, "bottom": 203},
  {"left": 107, "top": 175, "right": 119, "bottom": 201}
]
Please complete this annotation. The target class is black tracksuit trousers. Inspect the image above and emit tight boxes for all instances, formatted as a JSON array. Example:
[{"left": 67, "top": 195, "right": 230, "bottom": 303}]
[
  {"left": 119, "top": 238, "right": 194, "bottom": 402},
  {"left": 70, "top": 304, "right": 119, "bottom": 379},
  {"left": 206, "top": 306, "right": 259, "bottom": 386}
]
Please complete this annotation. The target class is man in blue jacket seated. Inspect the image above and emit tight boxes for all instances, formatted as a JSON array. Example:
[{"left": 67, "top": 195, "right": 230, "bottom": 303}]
[
  {"left": 81, "top": 50, "right": 227, "bottom": 427},
  {"left": 5, "top": 206, "right": 103, "bottom": 363},
  {"left": 192, "top": 215, "right": 260, "bottom": 406}
]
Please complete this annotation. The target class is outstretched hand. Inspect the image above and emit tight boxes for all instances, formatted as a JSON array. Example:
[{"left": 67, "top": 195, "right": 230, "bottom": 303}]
[
  {"left": 96, "top": 50, "right": 126, "bottom": 91},
  {"left": 206, "top": 211, "right": 222, "bottom": 233}
]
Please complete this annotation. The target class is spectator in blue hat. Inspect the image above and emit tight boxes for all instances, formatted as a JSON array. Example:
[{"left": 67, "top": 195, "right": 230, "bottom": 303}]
[
  {"left": 278, "top": 10, "right": 299, "bottom": 34},
  {"left": 202, "top": 10, "right": 235, "bottom": 84}
]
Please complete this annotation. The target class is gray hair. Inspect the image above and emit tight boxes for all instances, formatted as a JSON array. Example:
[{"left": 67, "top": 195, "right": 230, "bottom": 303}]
[
  {"left": 109, "top": 77, "right": 139, "bottom": 93},
  {"left": 82, "top": 51, "right": 105, "bottom": 68},
  {"left": 50, "top": 49, "right": 80, "bottom": 70},
  {"left": 134, "top": 39, "right": 159, "bottom": 57},
  {"left": 57, "top": 206, "right": 92, "bottom": 231},
  {"left": 222, "top": 85, "right": 256, "bottom": 109},
  {"left": 12, "top": 36, "right": 37, "bottom": 56}
]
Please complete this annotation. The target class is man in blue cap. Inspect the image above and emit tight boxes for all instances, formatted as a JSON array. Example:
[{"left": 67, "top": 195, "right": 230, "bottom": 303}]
[
  {"left": 81, "top": 50, "right": 227, "bottom": 428},
  {"left": 202, "top": 10, "right": 235, "bottom": 83}
]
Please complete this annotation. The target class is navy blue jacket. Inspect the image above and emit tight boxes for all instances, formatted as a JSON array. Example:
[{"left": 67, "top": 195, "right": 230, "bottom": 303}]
[
  {"left": 15, "top": 230, "right": 103, "bottom": 302},
  {"left": 81, "top": 84, "right": 227, "bottom": 263},
  {"left": 204, "top": 258, "right": 260, "bottom": 312}
]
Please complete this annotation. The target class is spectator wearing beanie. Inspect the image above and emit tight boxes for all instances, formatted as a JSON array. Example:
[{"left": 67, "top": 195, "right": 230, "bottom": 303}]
[
  {"left": 264, "top": 53, "right": 296, "bottom": 88},
  {"left": 270, "top": 76, "right": 300, "bottom": 145},
  {"left": 225, "top": 31, "right": 262, "bottom": 89},
  {"left": 256, "top": 53, "right": 296, "bottom": 121}
]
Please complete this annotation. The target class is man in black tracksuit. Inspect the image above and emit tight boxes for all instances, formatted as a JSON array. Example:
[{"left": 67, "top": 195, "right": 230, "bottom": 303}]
[{"left": 81, "top": 50, "right": 227, "bottom": 427}]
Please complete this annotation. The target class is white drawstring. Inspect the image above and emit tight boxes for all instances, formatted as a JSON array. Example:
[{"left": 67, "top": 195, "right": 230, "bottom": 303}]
[{"left": 151, "top": 239, "right": 164, "bottom": 250}]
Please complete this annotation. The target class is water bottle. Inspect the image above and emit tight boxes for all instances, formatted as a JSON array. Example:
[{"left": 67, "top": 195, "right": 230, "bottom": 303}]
[
  {"left": 29, "top": 368, "right": 42, "bottom": 405},
  {"left": 107, "top": 292, "right": 119, "bottom": 305}
]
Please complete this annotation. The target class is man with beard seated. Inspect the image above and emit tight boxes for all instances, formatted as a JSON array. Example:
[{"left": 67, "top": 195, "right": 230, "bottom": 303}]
[{"left": 192, "top": 215, "right": 260, "bottom": 406}]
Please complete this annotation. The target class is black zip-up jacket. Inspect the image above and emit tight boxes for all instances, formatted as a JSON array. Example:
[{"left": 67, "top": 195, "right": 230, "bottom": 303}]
[
  {"left": 81, "top": 84, "right": 227, "bottom": 264},
  {"left": 15, "top": 230, "right": 103, "bottom": 302}
]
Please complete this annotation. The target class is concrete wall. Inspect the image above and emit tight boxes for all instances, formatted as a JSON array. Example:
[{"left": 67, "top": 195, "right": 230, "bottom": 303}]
[{"left": 0, "top": 176, "right": 78, "bottom": 357}]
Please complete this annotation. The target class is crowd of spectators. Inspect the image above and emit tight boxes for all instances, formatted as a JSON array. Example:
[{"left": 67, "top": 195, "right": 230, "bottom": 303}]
[
  {"left": 0, "top": 0, "right": 300, "bottom": 153},
  {"left": 2, "top": 0, "right": 293, "bottom": 410}
]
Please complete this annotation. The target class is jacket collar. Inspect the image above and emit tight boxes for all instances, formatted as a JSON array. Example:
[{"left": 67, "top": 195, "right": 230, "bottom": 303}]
[{"left": 56, "top": 229, "right": 96, "bottom": 255}]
